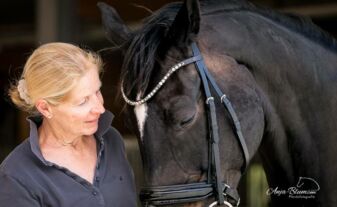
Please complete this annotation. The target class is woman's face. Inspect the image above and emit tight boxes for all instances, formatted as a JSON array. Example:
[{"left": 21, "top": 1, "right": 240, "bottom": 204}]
[{"left": 50, "top": 66, "right": 105, "bottom": 138}]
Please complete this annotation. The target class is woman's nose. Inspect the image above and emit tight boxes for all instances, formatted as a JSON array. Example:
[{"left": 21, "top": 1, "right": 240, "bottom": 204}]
[{"left": 92, "top": 96, "right": 105, "bottom": 114}]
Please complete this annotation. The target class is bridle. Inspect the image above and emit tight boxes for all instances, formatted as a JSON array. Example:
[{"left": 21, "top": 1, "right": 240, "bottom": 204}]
[
  {"left": 121, "top": 42, "right": 249, "bottom": 207},
  {"left": 122, "top": 42, "right": 249, "bottom": 207}
]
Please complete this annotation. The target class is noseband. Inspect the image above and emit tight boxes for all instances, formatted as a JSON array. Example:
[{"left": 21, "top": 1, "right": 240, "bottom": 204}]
[{"left": 121, "top": 42, "right": 249, "bottom": 206}]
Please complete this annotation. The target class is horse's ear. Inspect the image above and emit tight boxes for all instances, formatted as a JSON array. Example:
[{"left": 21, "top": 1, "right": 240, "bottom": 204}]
[
  {"left": 167, "top": 0, "right": 200, "bottom": 45},
  {"left": 97, "top": 2, "right": 131, "bottom": 46}
]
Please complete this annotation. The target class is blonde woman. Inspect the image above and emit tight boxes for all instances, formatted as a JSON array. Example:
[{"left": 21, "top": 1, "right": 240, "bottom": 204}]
[{"left": 0, "top": 43, "right": 137, "bottom": 206}]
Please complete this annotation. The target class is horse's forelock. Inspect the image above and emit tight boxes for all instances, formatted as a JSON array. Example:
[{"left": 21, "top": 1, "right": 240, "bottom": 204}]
[{"left": 121, "top": 2, "right": 182, "bottom": 101}]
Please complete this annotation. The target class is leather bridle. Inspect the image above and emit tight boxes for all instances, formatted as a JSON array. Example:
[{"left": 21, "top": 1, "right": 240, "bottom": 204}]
[{"left": 121, "top": 42, "right": 249, "bottom": 207}]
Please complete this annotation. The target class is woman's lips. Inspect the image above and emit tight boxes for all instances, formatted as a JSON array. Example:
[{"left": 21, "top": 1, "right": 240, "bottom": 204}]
[{"left": 85, "top": 119, "right": 99, "bottom": 123}]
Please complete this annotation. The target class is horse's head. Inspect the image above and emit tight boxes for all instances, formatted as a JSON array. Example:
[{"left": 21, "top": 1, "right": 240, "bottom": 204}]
[{"left": 99, "top": 0, "right": 265, "bottom": 206}]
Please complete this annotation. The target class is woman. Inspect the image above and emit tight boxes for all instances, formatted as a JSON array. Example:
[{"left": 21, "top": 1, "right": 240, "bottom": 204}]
[{"left": 0, "top": 43, "right": 137, "bottom": 206}]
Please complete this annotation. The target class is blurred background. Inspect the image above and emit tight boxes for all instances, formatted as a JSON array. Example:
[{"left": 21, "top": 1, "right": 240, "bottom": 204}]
[{"left": 1, "top": 0, "right": 336, "bottom": 206}]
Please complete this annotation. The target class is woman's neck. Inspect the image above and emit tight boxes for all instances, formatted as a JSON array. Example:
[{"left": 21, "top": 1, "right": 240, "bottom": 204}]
[{"left": 38, "top": 118, "right": 90, "bottom": 150}]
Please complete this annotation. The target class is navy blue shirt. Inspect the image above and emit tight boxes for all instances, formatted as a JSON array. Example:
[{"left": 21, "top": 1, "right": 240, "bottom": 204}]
[{"left": 0, "top": 111, "right": 137, "bottom": 207}]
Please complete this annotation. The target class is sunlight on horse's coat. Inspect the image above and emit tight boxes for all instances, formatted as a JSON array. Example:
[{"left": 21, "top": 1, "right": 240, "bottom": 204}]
[{"left": 134, "top": 93, "right": 148, "bottom": 139}]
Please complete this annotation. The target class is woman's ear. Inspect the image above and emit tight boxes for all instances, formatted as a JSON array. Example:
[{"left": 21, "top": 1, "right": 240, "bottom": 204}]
[{"left": 35, "top": 99, "right": 53, "bottom": 119}]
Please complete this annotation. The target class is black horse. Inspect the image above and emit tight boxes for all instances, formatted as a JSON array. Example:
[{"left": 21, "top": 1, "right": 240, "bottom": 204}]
[{"left": 98, "top": 0, "right": 337, "bottom": 206}]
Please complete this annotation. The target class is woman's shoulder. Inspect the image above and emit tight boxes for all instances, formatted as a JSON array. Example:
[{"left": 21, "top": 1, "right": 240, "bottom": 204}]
[
  {"left": 0, "top": 139, "right": 34, "bottom": 178},
  {"left": 103, "top": 126, "right": 125, "bottom": 147}
]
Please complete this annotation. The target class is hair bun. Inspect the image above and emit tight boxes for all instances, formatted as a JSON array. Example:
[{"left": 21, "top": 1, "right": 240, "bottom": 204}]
[{"left": 17, "top": 79, "right": 31, "bottom": 104}]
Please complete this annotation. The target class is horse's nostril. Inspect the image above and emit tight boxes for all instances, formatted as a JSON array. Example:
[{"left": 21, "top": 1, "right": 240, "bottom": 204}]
[{"left": 187, "top": 173, "right": 204, "bottom": 183}]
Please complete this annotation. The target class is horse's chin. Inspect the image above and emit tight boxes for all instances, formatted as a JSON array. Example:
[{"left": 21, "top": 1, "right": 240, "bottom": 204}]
[
  {"left": 183, "top": 201, "right": 203, "bottom": 207},
  {"left": 155, "top": 202, "right": 204, "bottom": 207}
]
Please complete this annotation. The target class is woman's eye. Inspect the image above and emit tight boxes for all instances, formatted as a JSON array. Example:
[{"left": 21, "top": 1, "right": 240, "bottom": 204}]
[{"left": 79, "top": 98, "right": 88, "bottom": 106}]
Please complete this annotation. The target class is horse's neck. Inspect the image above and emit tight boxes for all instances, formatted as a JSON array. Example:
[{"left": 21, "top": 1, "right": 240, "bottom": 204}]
[
  {"left": 250, "top": 32, "right": 337, "bottom": 184},
  {"left": 199, "top": 8, "right": 337, "bottom": 204},
  {"left": 256, "top": 45, "right": 337, "bottom": 204}
]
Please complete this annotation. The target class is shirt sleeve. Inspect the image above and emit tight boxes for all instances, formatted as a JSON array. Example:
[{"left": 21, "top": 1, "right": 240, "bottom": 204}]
[{"left": 0, "top": 172, "right": 40, "bottom": 207}]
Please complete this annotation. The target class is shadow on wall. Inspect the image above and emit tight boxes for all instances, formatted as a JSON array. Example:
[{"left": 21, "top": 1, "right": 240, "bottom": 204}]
[{"left": 0, "top": 45, "right": 36, "bottom": 162}]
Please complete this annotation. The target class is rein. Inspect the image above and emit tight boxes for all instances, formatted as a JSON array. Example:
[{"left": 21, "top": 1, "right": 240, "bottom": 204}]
[{"left": 121, "top": 42, "right": 249, "bottom": 207}]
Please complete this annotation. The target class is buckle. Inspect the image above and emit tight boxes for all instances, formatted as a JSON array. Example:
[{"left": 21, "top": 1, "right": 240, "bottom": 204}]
[
  {"left": 209, "top": 197, "right": 240, "bottom": 207},
  {"left": 209, "top": 200, "right": 234, "bottom": 207},
  {"left": 206, "top": 97, "right": 214, "bottom": 104}
]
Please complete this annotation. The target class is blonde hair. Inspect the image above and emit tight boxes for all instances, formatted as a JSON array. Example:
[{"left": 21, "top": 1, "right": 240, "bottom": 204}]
[{"left": 9, "top": 42, "right": 103, "bottom": 114}]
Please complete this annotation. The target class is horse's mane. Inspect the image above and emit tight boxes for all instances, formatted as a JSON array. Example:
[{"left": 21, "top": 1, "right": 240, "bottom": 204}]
[
  {"left": 121, "top": 0, "right": 337, "bottom": 99},
  {"left": 213, "top": 0, "right": 337, "bottom": 51}
]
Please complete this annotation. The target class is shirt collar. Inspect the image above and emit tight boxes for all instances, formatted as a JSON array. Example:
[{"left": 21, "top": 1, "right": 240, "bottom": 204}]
[{"left": 27, "top": 110, "right": 114, "bottom": 166}]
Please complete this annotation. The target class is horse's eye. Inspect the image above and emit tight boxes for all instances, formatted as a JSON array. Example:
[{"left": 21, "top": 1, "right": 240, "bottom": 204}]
[
  {"left": 179, "top": 114, "right": 196, "bottom": 128},
  {"left": 166, "top": 96, "right": 197, "bottom": 129}
]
